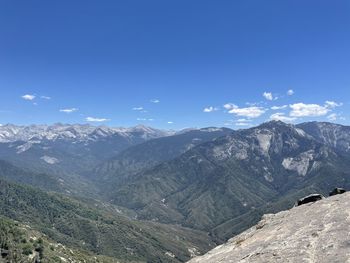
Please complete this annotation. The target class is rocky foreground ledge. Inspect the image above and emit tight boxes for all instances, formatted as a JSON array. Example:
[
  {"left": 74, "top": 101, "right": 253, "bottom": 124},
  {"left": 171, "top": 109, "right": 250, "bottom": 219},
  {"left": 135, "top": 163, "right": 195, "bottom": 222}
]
[{"left": 188, "top": 193, "right": 350, "bottom": 263}]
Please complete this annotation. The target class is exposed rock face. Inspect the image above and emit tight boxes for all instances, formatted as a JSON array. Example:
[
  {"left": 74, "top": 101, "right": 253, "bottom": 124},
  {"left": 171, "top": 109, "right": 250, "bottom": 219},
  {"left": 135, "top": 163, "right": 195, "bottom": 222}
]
[{"left": 188, "top": 193, "right": 350, "bottom": 263}]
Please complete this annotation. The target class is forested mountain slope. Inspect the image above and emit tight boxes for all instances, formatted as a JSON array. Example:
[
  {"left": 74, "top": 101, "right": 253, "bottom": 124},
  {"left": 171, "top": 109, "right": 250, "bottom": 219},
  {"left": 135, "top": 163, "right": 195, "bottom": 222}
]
[{"left": 0, "top": 178, "right": 215, "bottom": 262}]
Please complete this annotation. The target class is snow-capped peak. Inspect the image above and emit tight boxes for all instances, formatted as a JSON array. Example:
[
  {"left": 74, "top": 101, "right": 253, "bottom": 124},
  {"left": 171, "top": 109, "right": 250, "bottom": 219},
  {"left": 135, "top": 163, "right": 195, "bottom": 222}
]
[{"left": 0, "top": 124, "right": 171, "bottom": 143}]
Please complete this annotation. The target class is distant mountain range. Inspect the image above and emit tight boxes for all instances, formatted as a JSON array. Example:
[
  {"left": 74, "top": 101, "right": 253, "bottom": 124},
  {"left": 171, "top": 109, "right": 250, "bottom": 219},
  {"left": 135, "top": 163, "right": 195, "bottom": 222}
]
[
  {"left": 1, "top": 121, "right": 350, "bottom": 262},
  {"left": 0, "top": 123, "right": 172, "bottom": 143},
  {"left": 0, "top": 124, "right": 172, "bottom": 175},
  {"left": 0, "top": 124, "right": 176, "bottom": 197}
]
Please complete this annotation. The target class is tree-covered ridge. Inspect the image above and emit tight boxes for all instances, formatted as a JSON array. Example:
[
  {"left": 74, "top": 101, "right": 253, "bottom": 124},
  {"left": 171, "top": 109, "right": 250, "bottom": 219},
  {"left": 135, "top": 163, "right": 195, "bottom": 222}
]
[
  {"left": 0, "top": 216, "right": 124, "bottom": 262},
  {"left": 0, "top": 178, "right": 214, "bottom": 262}
]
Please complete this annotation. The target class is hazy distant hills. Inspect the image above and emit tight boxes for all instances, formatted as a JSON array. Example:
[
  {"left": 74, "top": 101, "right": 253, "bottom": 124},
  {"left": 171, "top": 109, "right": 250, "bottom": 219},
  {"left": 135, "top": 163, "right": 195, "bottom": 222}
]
[
  {"left": 0, "top": 159, "right": 64, "bottom": 192},
  {"left": 1, "top": 121, "right": 350, "bottom": 261},
  {"left": 0, "top": 123, "right": 173, "bottom": 177},
  {"left": 0, "top": 123, "right": 175, "bottom": 198}
]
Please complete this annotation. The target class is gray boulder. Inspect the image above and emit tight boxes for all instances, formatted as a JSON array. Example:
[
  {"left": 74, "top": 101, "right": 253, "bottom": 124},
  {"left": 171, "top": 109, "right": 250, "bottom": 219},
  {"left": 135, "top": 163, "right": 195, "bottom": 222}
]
[
  {"left": 329, "top": 187, "right": 346, "bottom": 196},
  {"left": 296, "top": 194, "right": 324, "bottom": 206},
  {"left": 188, "top": 193, "right": 350, "bottom": 263}
]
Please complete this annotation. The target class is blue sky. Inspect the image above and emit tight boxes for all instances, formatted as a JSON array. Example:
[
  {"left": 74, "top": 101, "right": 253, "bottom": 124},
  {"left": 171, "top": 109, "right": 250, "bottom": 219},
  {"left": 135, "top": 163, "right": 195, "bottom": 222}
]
[{"left": 0, "top": 0, "right": 349, "bottom": 129}]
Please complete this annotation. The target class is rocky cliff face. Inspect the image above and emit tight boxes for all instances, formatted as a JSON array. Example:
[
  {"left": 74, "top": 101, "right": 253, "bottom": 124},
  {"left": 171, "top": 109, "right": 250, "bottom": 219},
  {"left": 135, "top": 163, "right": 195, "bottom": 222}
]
[{"left": 188, "top": 192, "right": 350, "bottom": 263}]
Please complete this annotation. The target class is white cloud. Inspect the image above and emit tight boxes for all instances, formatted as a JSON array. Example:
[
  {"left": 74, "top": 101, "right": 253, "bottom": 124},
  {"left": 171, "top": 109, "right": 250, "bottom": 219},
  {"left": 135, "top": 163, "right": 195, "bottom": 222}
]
[
  {"left": 137, "top": 118, "right": 154, "bottom": 121},
  {"left": 287, "top": 89, "right": 294, "bottom": 96},
  {"left": 150, "top": 99, "right": 160, "bottom": 103},
  {"left": 203, "top": 106, "right": 218, "bottom": 113},
  {"left": 235, "top": 122, "right": 251, "bottom": 126},
  {"left": 223, "top": 103, "right": 238, "bottom": 110},
  {"left": 271, "top": 105, "right": 288, "bottom": 110},
  {"left": 225, "top": 103, "right": 266, "bottom": 118},
  {"left": 270, "top": 112, "right": 296, "bottom": 122},
  {"left": 85, "top": 117, "right": 110, "bottom": 122},
  {"left": 167, "top": 121, "right": 174, "bottom": 124},
  {"left": 325, "top": 101, "right": 343, "bottom": 108},
  {"left": 237, "top": 118, "right": 251, "bottom": 122},
  {"left": 327, "top": 113, "right": 337, "bottom": 122},
  {"left": 289, "top": 103, "right": 330, "bottom": 117},
  {"left": 245, "top": 102, "right": 261, "bottom": 106},
  {"left": 132, "top": 107, "right": 144, "bottom": 111},
  {"left": 22, "top": 94, "right": 35, "bottom": 100},
  {"left": 60, "top": 108, "right": 78, "bottom": 113},
  {"left": 263, "top": 92, "right": 274, "bottom": 101},
  {"left": 41, "top": 96, "right": 51, "bottom": 100}
]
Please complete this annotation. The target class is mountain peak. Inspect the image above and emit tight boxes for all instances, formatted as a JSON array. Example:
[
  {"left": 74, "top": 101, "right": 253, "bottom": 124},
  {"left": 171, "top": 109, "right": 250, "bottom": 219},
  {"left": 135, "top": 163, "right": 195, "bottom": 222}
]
[{"left": 257, "top": 120, "right": 292, "bottom": 128}]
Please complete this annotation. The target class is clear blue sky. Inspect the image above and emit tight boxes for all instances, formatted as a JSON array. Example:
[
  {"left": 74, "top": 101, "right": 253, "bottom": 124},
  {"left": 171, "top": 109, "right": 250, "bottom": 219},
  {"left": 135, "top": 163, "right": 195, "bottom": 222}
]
[{"left": 0, "top": 0, "right": 349, "bottom": 129}]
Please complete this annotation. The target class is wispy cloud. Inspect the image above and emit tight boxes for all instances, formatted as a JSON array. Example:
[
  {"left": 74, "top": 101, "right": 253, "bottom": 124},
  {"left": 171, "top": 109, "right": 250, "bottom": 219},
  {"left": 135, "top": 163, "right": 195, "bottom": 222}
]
[
  {"left": 224, "top": 103, "right": 266, "bottom": 118},
  {"left": 270, "top": 112, "right": 296, "bottom": 122},
  {"left": 203, "top": 106, "right": 218, "bottom": 113},
  {"left": 223, "top": 103, "right": 236, "bottom": 110},
  {"left": 133, "top": 107, "right": 144, "bottom": 111},
  {"left": 271, "top": 105, "right": 288, "bottom": 110},
  {"left": 235, "top": 122, "right": 252, "bottom": 126},
  {"left": 325, "top": 101, "right": 343, "bottom": 108},
  {"left": 137, "top": 118, "right": 154, "bottom": 121},
  {"left": 85, "top": 117, "right": 110, "bottom": 122},
  {"left": 287, "top": 89, "right": 294, "bottom": 96},
  {"left": 167, "top": 121, "right": 174, "bottom": 124},
  {"left": 327, "top": 113, "right": 338, "bottom": 122},
  {"left": 21, "top": 94, "right": 35, "bottom": 101},
  {"left": 40, "top": 96, "right": 51, "bottom": 100},
  {"left": 59, "top": 108, "right": 78, "bottom": 113},
  {"left": 237, "top": 118, "right": 252, "bottom": 122},
  {"left": 150, "top": 99, "right": 160, "bottom": 103}
]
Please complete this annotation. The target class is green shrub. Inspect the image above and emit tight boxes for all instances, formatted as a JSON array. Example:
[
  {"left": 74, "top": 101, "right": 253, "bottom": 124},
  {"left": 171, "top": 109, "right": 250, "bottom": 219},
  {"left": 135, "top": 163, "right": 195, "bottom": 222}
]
[{"left": 22, "top": 244, "right": 33, "bottom": 255}]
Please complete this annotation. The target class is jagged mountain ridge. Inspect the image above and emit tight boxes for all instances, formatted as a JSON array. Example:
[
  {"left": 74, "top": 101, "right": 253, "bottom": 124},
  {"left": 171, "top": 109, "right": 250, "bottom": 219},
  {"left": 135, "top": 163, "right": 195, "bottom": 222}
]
[
  {"left": 297, "top": 121, "right": 350, "bottom": 153},
  {"left": 104, "top": 121, "right": 350, "bottom": 237},
  {"left": 188, "top": 192, "right": 350, "bottom": 263},
  {"left": 93, "top": 127, "right": 234, "bottom": 186},
  {"left": 0, "top": 123, "right": 172, "bottom": 143}
]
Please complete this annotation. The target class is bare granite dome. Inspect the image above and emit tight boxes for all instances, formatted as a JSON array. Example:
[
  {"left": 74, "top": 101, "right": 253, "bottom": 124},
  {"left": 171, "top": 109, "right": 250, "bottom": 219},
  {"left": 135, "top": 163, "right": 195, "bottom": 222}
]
[{"left": 188, "top": 192, "right": 350, "bottom": 263}]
